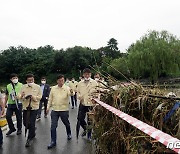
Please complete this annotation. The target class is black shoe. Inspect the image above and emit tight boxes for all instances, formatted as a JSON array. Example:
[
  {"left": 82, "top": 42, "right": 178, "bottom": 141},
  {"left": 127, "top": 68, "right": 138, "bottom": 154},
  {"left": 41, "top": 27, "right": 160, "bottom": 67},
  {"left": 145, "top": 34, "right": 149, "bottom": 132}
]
[
  {"left": 44, "top": 114, "right": 47, "bottom": 118},
  {"left": 67, "top": 134, "right": 72, "bottom": 140},
  {"left": 36, "top": 116, "right": 41, "bottom": 120},
  {"left": 6, "top": 129, "right": 16, "bottom": 136},
  {"left": 72, "top": 107, "right": 74, "bottom": 109},
  {"left": 47, "top": 142, "right": 56, "bottom": 149},
  {"left": 0, "top": 144, "right": 2, "bottom": 148},
  {"left": 25, "top": 139, "right": 32, "bottom": 147},
  {"left": 17, "top": 130, "right": 22, "bottom": 135}
]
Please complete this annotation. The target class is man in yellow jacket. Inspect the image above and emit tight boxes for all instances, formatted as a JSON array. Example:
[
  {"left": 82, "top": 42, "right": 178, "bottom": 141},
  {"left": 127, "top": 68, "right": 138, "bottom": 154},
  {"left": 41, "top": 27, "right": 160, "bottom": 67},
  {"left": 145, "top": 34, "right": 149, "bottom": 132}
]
[
  {"left": 18, "top": 74, "right": 42, "bottom": 147},
  {"left": 47, "top": 74, "right": 74, "bottom": 149},
  {"left": 77, "top": 68, "right": 98, "bottom": 140},
  {"left": 69, "top": 78, "right": 78, "bottom": 109}
]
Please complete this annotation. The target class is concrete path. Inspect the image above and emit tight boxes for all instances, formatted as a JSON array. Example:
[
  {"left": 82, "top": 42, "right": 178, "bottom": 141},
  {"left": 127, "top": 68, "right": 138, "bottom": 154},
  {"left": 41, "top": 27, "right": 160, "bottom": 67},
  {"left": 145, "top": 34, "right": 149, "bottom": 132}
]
[{"left": 0, "top": 106, "right": 95, "bottom": 154}]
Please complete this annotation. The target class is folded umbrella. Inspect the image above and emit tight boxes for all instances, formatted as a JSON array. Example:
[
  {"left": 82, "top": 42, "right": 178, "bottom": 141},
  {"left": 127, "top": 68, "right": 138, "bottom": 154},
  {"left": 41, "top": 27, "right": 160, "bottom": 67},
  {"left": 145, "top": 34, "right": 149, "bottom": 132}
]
[{"left": 25, "top": 95, "right": 32, "bottom": 137}]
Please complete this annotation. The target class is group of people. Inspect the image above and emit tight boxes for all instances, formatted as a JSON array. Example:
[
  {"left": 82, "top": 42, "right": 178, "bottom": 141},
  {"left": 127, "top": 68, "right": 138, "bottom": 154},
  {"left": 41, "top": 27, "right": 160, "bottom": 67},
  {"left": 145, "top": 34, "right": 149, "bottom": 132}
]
[{"left": 0, "top": 68, "right": 106, "bottom": 149}]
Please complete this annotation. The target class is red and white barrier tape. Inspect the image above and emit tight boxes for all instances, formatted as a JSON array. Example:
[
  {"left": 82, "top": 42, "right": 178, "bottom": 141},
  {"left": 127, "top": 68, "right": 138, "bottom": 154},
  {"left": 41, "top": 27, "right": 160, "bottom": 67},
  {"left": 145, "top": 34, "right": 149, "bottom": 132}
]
[{"left": 94, "top": 99, "right": 180, "bottom": 153}]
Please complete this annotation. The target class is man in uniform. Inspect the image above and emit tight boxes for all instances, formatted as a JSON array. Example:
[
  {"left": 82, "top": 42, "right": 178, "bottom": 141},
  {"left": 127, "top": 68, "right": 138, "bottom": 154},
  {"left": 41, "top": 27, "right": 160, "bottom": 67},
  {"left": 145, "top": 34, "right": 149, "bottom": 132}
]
[
  {"left": 47, "top": 74, "right": 74, "bottom": 149},
  {"left": 77, "top": 68, "right": 98, "bottom": 140},
  {"left": 18, "top": 74, "right": 42, "bottom": 147},
  {"left": 69, "top": 78, "right": 78, "bottom": 109}
]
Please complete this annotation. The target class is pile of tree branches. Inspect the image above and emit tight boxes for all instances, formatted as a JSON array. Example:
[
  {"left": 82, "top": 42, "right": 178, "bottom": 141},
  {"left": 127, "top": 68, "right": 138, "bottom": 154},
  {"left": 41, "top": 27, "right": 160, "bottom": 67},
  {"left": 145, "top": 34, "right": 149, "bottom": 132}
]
[{"left": 91, "top": 82, "right": 180, "bottom": 154}]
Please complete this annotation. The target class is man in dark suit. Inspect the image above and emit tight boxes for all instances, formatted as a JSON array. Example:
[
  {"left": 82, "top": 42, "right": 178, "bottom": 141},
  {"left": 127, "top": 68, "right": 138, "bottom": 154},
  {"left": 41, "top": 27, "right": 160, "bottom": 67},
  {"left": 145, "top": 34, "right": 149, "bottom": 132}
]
[{"left": 37, "top": 77, "right": 50, "bottom": 119}]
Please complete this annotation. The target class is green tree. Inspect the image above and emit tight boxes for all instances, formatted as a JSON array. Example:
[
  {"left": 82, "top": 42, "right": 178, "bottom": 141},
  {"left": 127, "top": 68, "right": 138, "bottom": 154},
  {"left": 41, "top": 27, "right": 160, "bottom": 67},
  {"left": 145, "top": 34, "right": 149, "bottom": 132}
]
[
  {"left": 127, "top": 30, "right": 180, "bottom": 83},
  {"left": 102, "top": 38, "right": 121, "bottom": 59}
]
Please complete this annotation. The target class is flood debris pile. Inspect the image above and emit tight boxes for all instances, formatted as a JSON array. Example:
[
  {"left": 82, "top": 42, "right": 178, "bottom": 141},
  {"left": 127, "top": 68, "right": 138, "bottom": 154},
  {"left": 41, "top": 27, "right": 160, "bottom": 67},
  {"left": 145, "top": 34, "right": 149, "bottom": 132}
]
[{"left": 91, "top": 82, "right": 180, "bottom": 154}]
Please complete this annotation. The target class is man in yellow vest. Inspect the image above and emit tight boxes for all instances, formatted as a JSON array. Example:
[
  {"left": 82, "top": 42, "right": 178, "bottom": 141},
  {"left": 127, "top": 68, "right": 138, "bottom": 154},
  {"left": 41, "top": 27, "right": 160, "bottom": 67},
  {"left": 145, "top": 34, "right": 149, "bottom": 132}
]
[
  {"left": 76, "top": 68, "right": 98, "bottom": 140},
  {"left": 47, "top": 74, "right": 74, "bottom": 149},
  {"left": 5, "top": 73, "right": 23, "bottom": 136}
]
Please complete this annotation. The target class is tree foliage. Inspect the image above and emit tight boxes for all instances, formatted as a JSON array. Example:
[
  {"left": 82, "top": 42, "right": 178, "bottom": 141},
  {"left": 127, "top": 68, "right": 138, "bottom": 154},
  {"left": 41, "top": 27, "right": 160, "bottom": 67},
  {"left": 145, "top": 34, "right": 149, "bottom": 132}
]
[
  {"left": 109, "top": 30, "right": 180, "bottom": 83},
  {"left": 0, "top": 32, "right": 180, "bottom": 84}
]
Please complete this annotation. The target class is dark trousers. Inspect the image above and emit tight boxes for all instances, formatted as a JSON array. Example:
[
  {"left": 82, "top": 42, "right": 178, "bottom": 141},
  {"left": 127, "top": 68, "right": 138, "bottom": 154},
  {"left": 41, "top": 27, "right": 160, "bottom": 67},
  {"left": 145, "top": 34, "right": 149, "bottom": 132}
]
[
  {"left": 23, "top": 110, "right": 38, "bottom": 140},
  {"left": 0, "top": 127, "right": 2, "bottom": 145},
  {"left": 37, "top": 100, "right": 48, "bottom": 117},
  {"left": 77, "top": 104, "right": 93, "bottom": 137},
  {"left": 50, "top": 110, "right": 71, "bottom": 143},
  {"left": 71, "top": 92, "right": 77, "bottom": 107},
  {"left": 6, "top": 104, "right": 22, "bottom": 131}
]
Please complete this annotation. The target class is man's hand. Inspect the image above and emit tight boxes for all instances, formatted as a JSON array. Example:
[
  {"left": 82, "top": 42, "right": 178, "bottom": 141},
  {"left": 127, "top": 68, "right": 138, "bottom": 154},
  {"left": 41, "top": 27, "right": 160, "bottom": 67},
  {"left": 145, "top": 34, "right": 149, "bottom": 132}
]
[
  {"left": 14, "top": 95, "right": 18, "bottom": 100},
  {"left": 91, "top": 99, "right": 97, "bottom": 104},
  {"left": 21, "top": 92, "right": 25, "bottom": 98},
  {"left": 46, "top": 109, "right": 49, "bottom": 115},
  {"left": 0, "top": 106, "right": 6, "bottom": 117},
  {"left": 79, "top": 96, "right": 83, "bottom": 101},
  {"left": 31, "top": 95, "right": 37, "bottom": 101},
  {"left": 70, "top": 89, "right": 73, "bottom": 93}
]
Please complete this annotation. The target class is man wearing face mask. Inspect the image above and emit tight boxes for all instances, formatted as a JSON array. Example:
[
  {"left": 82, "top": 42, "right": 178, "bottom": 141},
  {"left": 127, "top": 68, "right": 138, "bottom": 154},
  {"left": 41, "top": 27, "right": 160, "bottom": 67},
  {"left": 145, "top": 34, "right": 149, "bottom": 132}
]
[
  {"left": 18, "top": 74, "right": 42, "bottom": 147},
  {"left": 69, "top": 78, "right": 78, "bottom": 109},
  {"left": 94, "top": 73, "right": 107, "bottom": 90},
  {"left": 94, "top": 73, "right": 101, "bottom": 82},
  {"left": 5, "top": 73, "right": 23, "bottom": 136},
  {"left": 76, "top": 68, "right": 98, "bottom": 140},
  {"left": 37, "top": 77, "right": 50, "bottom": 119},
  {"left": 47, "top": 74, "right": 74, "bottom": 149}
]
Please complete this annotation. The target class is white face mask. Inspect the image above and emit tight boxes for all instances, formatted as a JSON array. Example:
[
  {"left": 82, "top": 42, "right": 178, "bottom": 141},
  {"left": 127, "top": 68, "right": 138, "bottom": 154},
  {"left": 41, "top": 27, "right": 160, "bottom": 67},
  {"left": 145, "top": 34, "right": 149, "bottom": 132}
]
[
  {"left": 12, "top": 79, "right": 18, "bottom": 84},
  {"left": 28, "top": 82, "right": 34, "bottom": 87},
  {"left": 84, "top": 77, "right": 90, "bottom": 81},
  {"left": 95, "top": 78, "right": 99, "bottom": 81},
  {"left": 41, "top": 81, "right": 46, "bottom": 84}
]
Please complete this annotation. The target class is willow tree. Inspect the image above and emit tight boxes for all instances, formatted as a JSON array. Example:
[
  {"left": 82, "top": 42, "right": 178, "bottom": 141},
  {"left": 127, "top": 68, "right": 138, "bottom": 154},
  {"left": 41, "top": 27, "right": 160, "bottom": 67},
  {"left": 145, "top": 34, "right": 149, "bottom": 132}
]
[{"left": 127, "top": 30, "right": 180, "bottom": 83}]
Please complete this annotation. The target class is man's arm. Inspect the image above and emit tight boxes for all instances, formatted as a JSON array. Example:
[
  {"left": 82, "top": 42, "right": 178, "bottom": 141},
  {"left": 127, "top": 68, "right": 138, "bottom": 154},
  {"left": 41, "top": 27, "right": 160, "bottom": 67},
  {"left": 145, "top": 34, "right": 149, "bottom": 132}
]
[
  {"left": 17, "top": 86, "right": 25, "bottom": 100},
  {"left": 4, "top": 87, "right": 9, "bottom": 106},
  {"left": 76, "top": 83, "right": 83, "bottom": 102},
  {"left": 32, "top": 86, "right": 42, "bottom": 102},
  {"left": 46, "top": 89, "right": 53, "bottom": 114},
  {"left": 47, "top": 85, "right": 51, "bottom": 98},
  {"left": 67, "top": 86, "right": 74, "bottom": 96},
  {"left": 0, "top": 95, "right": 5, "bottom": 117}
]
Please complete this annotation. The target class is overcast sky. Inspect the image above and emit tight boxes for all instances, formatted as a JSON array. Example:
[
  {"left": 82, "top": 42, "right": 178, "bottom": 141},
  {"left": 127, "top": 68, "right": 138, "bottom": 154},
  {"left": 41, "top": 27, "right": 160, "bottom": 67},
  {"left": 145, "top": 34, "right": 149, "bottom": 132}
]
[{"left": 0, "top": 0, "right": 180, "bottom": 51}]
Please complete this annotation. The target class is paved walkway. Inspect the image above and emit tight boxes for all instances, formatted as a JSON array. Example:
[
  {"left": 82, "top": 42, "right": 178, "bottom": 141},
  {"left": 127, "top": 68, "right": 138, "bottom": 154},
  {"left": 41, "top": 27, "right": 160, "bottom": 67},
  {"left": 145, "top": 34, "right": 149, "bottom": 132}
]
[{"left": 1, "top": 106, "right": 95, "bottom": 154}]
